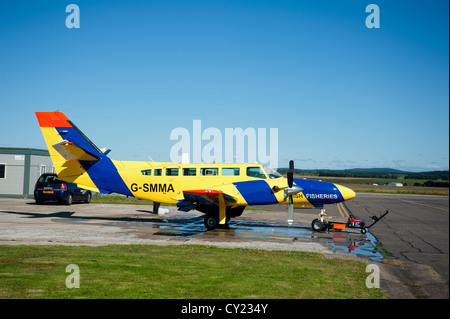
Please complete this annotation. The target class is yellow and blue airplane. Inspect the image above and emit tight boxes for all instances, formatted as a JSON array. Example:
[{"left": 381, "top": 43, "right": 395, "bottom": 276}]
[{"left": 35, "top": 111, "right": 356, "bottom": 229}]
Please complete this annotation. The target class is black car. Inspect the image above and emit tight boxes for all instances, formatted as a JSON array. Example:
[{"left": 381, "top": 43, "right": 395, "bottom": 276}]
[{"left": 34, "top": 173, "right": 92, "bottom": 205}]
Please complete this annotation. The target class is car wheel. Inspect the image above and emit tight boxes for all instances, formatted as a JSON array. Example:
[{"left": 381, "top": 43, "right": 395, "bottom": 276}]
[
  {"left": 35, "top": 199, "right": 44, "bottom": 205},
  {"left": 84, "top": 192, "right": 91, "bottom": 204},
  {"left": 65, "top": 193, "right": 73, "bottom": 205}
]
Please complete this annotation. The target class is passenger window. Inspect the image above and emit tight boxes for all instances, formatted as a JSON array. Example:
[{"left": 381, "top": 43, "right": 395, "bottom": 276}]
[
  {"left": 154, "top": 169, "right": 162, "bottom": 176},
  {"left": 166, "top": 168, "right": 179, "bottom": 176},
  {"left": 141, "top": 169, "right": 152, "bottom": 175},
  {"left": 200, "top": 168, "right": 218, "bottom": 176},
  {"left": 183, "top": 168, "right": 196, "bottom": 176},
  {"left": 222, "top": 168, "right": 239, "bottom": 176},
  {"left": 247, "top": 167, "right": 266, "bottom": 179}
]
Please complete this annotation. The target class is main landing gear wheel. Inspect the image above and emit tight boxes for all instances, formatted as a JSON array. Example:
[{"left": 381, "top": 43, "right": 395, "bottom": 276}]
[{"left": 204, "top": 216, "right": 218, "bottom": 230}]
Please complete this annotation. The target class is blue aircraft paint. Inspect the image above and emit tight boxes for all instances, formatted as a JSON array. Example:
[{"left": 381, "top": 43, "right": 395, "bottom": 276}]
[
  {"left": 55, "top": 126, "right": 133, "bottom": 196},
  {"left": 233, "top": 180, "right": 278, "bottom": 205},
  {"left": 293, "top": 178, "right": 343, "bottom": 206}
]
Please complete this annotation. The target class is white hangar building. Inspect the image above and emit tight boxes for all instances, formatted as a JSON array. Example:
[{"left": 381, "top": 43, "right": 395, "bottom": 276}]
[{"left": 0, "top": 147, "right": 53, "bottom": 198}]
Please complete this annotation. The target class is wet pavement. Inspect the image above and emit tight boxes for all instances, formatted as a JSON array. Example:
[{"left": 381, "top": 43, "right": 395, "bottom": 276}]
[
  {"left": 94, "top": 211, "right": 385, "bottom": 261},
  {"left": 0, "top": 198, "right": 386, "bottom": 261}
]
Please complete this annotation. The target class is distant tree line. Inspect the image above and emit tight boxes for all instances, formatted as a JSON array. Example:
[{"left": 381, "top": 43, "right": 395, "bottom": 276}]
[
  {"left": 277, "top": 168, "right": 449, "bottom": 183},
  {"left": 420, "top": 181, "right": 449, "bottom": 187},
  {"left": 404, "top": 171, "right": 450, "bottom": 180}
]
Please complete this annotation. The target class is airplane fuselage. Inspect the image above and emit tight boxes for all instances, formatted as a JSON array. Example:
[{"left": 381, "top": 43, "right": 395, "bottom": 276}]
[
  {"left": 35, "top": 111, "right": 356, "bottom": 228},
  {"left": 111, "top": 160, "right": 355, "bottom": 209}
]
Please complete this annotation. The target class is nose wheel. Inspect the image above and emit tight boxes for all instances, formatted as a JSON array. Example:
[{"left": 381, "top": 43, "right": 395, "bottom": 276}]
[{"left": 311, "top": 219, "right": 325, "bottom": 231}]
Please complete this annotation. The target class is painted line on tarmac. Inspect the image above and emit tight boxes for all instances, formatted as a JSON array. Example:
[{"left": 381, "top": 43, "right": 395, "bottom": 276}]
[{"left": 337, "top": 203, "right": 350, "bottom": 218}]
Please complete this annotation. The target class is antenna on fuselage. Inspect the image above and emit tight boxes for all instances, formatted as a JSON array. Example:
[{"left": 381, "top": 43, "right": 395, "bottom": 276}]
[{"left": 147, "top": 156, "right": 157, "bottom": 166}]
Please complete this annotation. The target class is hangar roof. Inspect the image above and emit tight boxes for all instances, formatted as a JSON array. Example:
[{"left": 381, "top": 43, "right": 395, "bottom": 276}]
[{"left": 0, "top": 147, "right": 49, "bottom": 156}]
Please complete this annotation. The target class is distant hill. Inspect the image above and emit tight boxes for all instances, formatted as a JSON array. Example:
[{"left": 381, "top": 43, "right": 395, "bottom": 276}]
[{"left": 276, "top": 167, "right": 449, "bottom": 181}]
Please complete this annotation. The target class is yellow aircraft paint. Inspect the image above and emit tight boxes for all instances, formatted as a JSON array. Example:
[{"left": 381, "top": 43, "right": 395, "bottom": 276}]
[{"left": 35, "top": 111, "right": 356, "bottom": 228}]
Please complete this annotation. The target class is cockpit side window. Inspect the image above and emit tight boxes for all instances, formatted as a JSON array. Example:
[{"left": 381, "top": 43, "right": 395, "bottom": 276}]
[
  {"left": 246, "top": 167, "right": 266, "bottom": 179},
  {"left": 263, "top": 166, "right": 282, "bottom": 179}
]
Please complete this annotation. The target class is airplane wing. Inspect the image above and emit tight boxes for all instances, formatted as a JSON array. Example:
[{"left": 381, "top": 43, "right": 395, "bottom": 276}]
[
  {"left": 180, "top": 189, "right": 237, "bottom": 208},
  {"left": 177, "top": 189, "right": 238, "bottom": 225}
]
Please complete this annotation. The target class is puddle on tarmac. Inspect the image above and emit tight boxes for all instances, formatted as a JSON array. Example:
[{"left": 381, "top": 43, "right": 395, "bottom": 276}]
[
  {"left": 147, "top": 216, "right": 383, "bottom": 261},
  {"left": 55, "top": 213, "right": 384, "bottom": 261}
]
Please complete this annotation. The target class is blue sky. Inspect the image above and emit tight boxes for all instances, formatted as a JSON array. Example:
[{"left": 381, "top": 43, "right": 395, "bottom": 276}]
[{"left": 1, "top": 0, "right": 448, "bottom": 171}]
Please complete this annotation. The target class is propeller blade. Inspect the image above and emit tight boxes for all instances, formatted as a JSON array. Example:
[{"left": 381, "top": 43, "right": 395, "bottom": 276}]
[
  {"left": 287, "top": 160, "right": 295, "bottom": 225},
  {"left": 287, "top": 195, "right": 294, "bottom": 225},
  {"left": 287, "top": 160, "right": 294, "bottom": 188},
  {"left": 287, "top": 171, "right": 293, "bottom": 188}
]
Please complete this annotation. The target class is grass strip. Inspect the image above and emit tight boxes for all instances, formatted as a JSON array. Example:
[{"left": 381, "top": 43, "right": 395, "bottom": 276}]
[{"left": 0, "top": 244, "right": 387, "bottom": 299}]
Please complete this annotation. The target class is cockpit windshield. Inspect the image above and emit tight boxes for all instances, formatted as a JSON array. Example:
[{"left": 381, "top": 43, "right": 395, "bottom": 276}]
[{"left": 263, "top": 166, "right": 282, "bottom": 179}]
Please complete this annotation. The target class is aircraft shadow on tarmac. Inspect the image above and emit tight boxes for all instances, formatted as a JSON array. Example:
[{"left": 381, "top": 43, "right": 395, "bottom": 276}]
[{"left": 0, "top": 209, "right": 172, "bottom": 224}]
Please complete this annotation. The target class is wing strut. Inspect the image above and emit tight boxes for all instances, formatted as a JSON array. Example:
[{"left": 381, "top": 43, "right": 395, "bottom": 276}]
[{"left": 217, "top": 193, "right": 226, "bottom": 225}]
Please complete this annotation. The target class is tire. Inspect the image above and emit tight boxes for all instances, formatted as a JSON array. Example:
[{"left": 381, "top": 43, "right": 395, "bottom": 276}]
[
  {"left": 204, "top": 215, "right": 218, "bottom": 230},
  {"left": 65, "top": 193, "right": 73, "bottom": 205},
  {"left": 84, "top": 192, "right": 91, "bottom": 204},
  {"left": 311, "top": 219, "right": 325, "bottom": 231}
]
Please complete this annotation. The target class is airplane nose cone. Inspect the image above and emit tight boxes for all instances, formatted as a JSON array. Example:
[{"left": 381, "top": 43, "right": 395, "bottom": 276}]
[{"left": 335, "top": 184, "right": 356, "bottom": 201}]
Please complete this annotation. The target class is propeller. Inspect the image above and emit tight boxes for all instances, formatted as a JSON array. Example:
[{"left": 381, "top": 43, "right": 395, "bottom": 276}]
[
  {"left": 286, "top": 160, "right": 294, "bottom": 225},
  {"left": 271, "top": 160, "right": 303, "bottom": 225},
  {"left": 284, "top": 160, "right": 302, "bottom": 225}
]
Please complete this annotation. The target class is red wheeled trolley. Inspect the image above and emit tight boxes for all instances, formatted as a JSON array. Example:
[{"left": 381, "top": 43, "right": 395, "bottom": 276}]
[{"left": 312, "top": 210, "right": 389, "bottom": 234}]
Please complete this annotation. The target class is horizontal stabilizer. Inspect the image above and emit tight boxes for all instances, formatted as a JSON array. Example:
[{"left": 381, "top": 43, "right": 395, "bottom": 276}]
[
  {"left": 76, "top": 184, "right": 111, "bottom": 194},
  {"left": 52, "top": 140, "right": 101, "bottom": 162}
]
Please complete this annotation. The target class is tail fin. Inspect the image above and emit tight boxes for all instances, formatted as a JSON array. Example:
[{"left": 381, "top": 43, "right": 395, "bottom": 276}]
[{"left": 35, "top": 112, "right": 132, "bottom": 196}]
